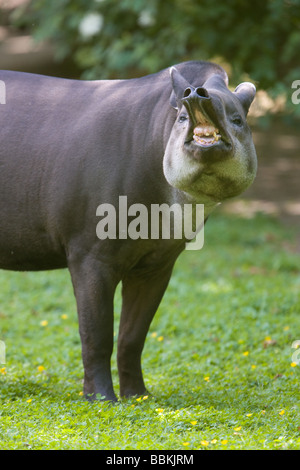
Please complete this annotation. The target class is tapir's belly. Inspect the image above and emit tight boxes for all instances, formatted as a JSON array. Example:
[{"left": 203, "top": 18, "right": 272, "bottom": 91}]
[
  {"left": 0, "top": 222, "right": 67, "bottom": 271},
  {"left": 0, "top": 170, "right": 67, "bottom": 271},
  {"left": 0, "top": 235, "right": 67, "bottom": 271}
]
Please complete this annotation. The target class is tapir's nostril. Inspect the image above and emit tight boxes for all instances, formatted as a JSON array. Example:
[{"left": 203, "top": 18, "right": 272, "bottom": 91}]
[
  {"left": 196, "top": 87, "right": 209, "bottom": 99},
  {"left": 182, "top": 86, "right": 210, "bottom": 101},
  {"left": 183, "top": 87, "right": 193, "bottom": 98}
]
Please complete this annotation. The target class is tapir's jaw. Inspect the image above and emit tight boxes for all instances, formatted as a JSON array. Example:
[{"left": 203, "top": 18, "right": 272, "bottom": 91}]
[{"left": 184, "top": 121, "right": 233, "bottom": 164}]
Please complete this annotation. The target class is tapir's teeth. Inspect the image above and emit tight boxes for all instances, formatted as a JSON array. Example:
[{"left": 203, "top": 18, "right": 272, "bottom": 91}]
[
  {"left": 193, "top": 125, "right": 219, "bottom": 137},
  {"left": 193, "top": 124, "right": 221, "bottom": 145}
]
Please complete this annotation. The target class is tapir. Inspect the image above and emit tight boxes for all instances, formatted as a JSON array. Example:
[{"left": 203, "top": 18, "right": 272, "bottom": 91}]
[{"left": 0, "top": 61, "right": 257, "bottom": 401}]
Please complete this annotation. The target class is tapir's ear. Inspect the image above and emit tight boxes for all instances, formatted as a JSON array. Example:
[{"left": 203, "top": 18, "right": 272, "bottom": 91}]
[
  {"left": 234, "top": 82, "right": 256, "bottom": 114},
  {"left": 169, "top": 66, "right": 193, "bottom": 110}
]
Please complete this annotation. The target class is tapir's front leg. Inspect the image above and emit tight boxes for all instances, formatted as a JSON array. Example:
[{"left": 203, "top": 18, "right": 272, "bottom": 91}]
[
  {"left": 117, "top": 260, "right": 176, "bottom": 398},
  {"left": 68, "top": 254, "right": 119, "bottom": 401}
]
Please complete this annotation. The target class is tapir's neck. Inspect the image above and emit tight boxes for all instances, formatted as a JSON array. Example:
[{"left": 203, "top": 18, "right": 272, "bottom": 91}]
[{"left": 169, "top": 186, "right": 219, "bottom": 219}]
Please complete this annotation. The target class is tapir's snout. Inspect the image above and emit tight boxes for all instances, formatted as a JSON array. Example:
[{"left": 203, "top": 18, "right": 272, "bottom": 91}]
[{"left": 181, "top": 84, "right": 231, "bottom": 149}]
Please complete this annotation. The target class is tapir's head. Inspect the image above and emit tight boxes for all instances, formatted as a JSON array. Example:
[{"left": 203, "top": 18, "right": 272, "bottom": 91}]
[{"left": 163, "top": 66, "right": 257, "bottom": 203}]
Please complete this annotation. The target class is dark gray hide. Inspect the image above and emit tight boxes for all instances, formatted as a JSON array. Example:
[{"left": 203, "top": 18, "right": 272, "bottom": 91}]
[{"left": 0, "top": 61, "right": 257, "bottom": 400}]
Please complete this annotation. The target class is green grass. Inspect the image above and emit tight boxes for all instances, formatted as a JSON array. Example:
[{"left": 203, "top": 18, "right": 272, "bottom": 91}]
[{"left": 0, "top": 209, "right": 300, "bottom": 450}]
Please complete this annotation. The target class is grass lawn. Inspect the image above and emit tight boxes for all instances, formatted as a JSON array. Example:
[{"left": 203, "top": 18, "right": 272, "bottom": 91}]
[{"left": 0, "top": 209, "right": 299, "bottom": 450}]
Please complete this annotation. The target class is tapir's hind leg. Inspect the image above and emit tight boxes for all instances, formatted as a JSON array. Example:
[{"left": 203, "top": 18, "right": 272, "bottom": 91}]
[
  {"left": 68, "top": 255, "right": 119, "bottom": 401},
  {"left": 117, "top": 261, "right": 175, "bottom": 398}
]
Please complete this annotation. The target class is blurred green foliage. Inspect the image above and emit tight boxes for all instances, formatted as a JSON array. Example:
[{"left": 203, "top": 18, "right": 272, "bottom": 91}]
[{"left": 14, "top": 0, "right": 300, "bottom": 106}]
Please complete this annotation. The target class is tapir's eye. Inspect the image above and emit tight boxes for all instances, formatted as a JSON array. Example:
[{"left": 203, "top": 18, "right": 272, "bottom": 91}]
[
  {"left": 178, "top": 114, "right": 188, "bottom": 123},
  {"left": 231, "top": 115, "right": 243, "bottom": 127}
]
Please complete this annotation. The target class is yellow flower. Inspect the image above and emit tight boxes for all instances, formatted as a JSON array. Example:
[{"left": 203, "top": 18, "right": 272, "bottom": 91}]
[
  {"left": 246, "top": 413, "right": 253, "bottom": 417},
  {"left": 79, "top": 391, "right": 84, "bottom": 396},
  {"left": 143, "top": 395, "right": 148, "bottom": 400},
  {"left": 183, "top": 442, "right": 190, "bottom": 446},
  {"left": 0, "top": 367, "right": 6, "bottom": 375},
  {"left": 234, "top": 426, "right": 242, "bottom": 431},
  {"left": 211, "top": 439, "right": 217, "bottom": 444},
  {"left": 151, "top": 332, "right": 157, "bottom": 338},
  {"left": 261, "top": 410, "right": 266, "bottom": 414},
  {"left": 190, "top": 420, "right": 197, "bottom": 426},
  {"left": 40, "top": 320, "right": 48, "bottom": 327},
  {"left": 251, "top": 364, "right": 256, "bottom": 369},
  {"left": 27, "top": 398, "right": 32, "bottom": 403},
  {"left": 156, "top": 408, "right": 164, "bottom": 414},
  {"left": 291, "top": 362, "right": 297, "bottom": 367},
  {"left": 200, "top": 440, "right": 209, "bottom": 447},
  {"left": 243, "top": 351, "right": 249, "bottom": 356},
  {"left": 37, "top": 365, "right": 45, "bottom": 372},
  {"left": 204, "top": 376, "right": 210, "bottom": 382},
  {"left": 136, "top": 397, "right": 142, "bottom": 402},
  {"left": 279, "top": 409, "right": 285, "bottom": 415},
  {"left": 264, "top": 336, "right": 272, "bottom": 342},
  {"left": 61, "top": 314, "right": 68, "bottom": 320},
  {"left": 221, "top": 440, "right": 228, "bottom": 445},
  {"left": 157, "top": 336, "right": 164, "bottom": 342}
]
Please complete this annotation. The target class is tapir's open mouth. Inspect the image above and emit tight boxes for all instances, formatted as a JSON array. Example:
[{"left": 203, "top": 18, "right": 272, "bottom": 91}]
[
  {"left": 185, "top": 107, "right": 224, "bottom": 149},
  {"left": 193, "top": 124, "right": 221, "bottom": 147}
]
